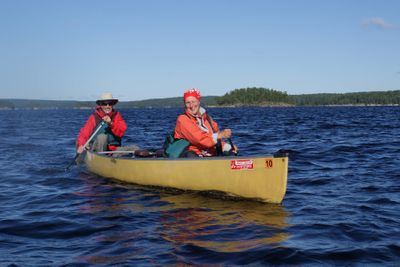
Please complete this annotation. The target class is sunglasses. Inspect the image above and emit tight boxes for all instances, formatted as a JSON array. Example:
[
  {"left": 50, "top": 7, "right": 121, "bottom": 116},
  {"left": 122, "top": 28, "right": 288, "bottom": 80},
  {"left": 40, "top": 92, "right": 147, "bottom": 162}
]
[{"left": 100, "top": 101, "right": 114, "bottom": 106}]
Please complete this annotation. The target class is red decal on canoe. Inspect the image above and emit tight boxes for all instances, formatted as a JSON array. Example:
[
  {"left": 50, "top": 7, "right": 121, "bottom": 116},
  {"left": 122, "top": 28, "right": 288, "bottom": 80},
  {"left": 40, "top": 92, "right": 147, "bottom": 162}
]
[{"left": 230, "top": 159, "right": 254, "bottom": 170}]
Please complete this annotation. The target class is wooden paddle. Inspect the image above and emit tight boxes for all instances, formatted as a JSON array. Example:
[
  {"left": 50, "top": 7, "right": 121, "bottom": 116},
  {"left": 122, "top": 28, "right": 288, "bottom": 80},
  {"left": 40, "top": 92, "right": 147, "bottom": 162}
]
[{"left": 66, "top": 121, "right": 105, "bottom": 171}]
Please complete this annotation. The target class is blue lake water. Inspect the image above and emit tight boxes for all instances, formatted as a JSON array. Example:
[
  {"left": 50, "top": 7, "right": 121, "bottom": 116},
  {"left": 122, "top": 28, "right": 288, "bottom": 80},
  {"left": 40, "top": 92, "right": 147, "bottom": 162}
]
[{"left": 0, "top": 106, "right": 399, "bottom": 266}]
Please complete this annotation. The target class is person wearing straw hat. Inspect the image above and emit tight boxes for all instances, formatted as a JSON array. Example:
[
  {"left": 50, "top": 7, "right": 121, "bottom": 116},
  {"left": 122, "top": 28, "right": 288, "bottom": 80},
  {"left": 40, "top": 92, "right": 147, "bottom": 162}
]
[
  {"left": 174, "top": 88, "right": 238, "bottom": 157},
  {"left": 76, "top": 92, "right": 127, "bottom": 154}
]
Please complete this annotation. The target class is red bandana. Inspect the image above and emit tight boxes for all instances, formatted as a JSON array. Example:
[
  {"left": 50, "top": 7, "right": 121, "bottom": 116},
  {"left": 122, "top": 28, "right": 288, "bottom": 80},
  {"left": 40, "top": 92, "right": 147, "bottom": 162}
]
[{"left": 183, "top": 88, "right": 201, "bottom": 102}]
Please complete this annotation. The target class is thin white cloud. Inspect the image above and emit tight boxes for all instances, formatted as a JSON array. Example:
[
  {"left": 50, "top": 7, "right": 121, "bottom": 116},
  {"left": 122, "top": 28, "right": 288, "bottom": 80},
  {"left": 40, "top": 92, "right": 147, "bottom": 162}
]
[{"left": 362, "top": 17, "right": 398, "bottom": 29}]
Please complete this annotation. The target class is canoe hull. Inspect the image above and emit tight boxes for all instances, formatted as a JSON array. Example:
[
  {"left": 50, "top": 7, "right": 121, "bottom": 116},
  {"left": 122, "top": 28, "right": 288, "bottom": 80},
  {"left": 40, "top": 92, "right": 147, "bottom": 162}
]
[{"left": 85, "top": 151, "right": 288, "bottom": 203}]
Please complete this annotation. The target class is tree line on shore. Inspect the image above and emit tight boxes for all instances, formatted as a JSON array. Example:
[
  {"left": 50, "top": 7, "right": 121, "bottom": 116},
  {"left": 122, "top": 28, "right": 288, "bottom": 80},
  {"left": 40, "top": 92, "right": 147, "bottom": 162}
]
[
  {"left": 1, "top": 88, "right": 400, "bottom": 109},
  {"left": 216, "top": 88, "right": 291, "bottom": 106},
  {"left": 216, "top": 87, "right": 400, "bottom": 106},
  {"left": 290, "top": 90, "right": 400, "bottom": 106}
]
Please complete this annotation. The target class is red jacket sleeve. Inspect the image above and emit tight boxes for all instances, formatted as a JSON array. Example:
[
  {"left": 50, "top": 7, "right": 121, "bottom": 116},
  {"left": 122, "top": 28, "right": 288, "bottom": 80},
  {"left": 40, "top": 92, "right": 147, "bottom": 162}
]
[
  {"left": 109, "top": 111, "right": 127, "bottom": 138},
  {"left": 76, "top": 115, "right": 96, "bottom": 147},
  {"left": 174, "top": 114, "right": 216, "bottom": 149}
]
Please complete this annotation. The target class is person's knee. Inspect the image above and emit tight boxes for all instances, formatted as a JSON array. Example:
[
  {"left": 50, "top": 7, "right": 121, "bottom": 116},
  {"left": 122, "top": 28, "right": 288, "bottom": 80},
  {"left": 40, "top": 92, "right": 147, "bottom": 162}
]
[
  {"left": 92, "top": 134, "right": 108, "bottom": 152},
  {"left": 96, "top": 134, "right": 108, "bottom": 143}
]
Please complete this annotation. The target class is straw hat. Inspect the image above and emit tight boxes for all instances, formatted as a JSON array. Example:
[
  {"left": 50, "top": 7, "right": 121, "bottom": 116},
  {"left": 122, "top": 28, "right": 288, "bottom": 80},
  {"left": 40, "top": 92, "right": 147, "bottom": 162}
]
[{"left": 96, "top": 92, "right": 119, "bottom": 105}]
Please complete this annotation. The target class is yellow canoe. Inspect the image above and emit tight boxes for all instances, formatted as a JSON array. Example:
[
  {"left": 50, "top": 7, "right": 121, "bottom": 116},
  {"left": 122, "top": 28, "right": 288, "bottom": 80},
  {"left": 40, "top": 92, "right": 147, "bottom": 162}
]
[{"left": 84, "top": 151, "right": 288, "bottom": 203}]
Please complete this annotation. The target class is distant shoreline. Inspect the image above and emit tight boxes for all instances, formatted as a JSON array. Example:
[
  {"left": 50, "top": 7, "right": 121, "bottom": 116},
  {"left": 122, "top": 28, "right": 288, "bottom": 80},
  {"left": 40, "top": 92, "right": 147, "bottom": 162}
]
[
  {"left": 1, "top": 88, "right": 400, "bottom": 109},
  {"left": 1, "top": 104, "right": 399, "bottom": 111}
]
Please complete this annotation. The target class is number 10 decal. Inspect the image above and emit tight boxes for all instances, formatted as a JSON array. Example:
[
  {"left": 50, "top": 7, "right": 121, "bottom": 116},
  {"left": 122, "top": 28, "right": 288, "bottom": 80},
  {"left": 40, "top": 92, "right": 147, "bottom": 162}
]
[{"left": 265, "top": 159, "right": 273, "bottom": 168}]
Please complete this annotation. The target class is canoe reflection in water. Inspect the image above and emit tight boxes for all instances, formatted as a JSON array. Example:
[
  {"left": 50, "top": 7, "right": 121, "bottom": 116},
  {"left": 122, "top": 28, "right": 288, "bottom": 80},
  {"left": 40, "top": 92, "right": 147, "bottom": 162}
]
[
  {"left": 159, "top": 193, "right": 290, "bottom": 253},
  {"left": 75, "top": 177, "right": 290, "bottom": 264}
]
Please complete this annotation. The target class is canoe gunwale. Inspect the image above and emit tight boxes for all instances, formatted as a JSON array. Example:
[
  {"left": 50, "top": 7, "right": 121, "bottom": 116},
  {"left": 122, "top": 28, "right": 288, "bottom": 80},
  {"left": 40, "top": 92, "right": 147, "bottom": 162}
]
[{"left": 90, "top": 151, "right": 287, "bottom": 161}]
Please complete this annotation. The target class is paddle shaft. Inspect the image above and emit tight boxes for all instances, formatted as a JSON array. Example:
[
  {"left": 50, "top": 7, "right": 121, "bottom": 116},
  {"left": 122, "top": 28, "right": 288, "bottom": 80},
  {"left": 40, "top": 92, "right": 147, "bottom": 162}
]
[
  {"left": 228, "top": 138, "right": 238, "bottom": 156},
  {"left": 66, "top": 121, "right": 106, "bottom": 170},
  {"left": 81, "top": 121, "right": 106, "bottom": 150}
]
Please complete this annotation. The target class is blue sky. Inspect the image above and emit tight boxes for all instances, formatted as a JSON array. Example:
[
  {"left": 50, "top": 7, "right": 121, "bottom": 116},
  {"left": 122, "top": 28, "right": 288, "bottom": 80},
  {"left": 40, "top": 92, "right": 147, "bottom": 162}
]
[{"left": 1, "top": 0, "right": 399, "bottom": 101}]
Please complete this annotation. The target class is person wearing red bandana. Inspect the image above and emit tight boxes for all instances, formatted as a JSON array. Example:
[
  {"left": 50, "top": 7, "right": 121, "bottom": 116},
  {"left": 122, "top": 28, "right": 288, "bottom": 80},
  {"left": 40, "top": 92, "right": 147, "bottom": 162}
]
[
  {"left": 76, "top": 92, "right": 127, "bottom": 154},
  {"left": 174, "top": 88, "right": 238, "bottom": 157}
]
